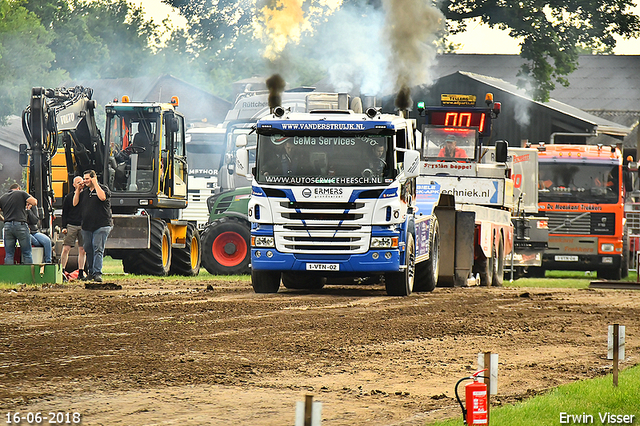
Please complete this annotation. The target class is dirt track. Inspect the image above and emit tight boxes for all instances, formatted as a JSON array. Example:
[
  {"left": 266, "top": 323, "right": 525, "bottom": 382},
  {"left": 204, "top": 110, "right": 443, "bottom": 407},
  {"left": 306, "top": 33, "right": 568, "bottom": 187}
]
[{"left": 0, "top": 277, "right": 638, "bottom": 426}]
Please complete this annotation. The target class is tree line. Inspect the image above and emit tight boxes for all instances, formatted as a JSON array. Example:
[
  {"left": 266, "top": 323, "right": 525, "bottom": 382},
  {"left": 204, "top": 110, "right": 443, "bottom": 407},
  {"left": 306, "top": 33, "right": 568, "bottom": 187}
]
[{"left": 1, "top": 0, "right": 638, "bottom": 126}]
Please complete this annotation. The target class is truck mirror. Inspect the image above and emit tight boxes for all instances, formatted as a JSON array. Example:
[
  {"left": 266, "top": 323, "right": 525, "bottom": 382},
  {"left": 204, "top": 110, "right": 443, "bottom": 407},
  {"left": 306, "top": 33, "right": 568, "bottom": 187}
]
[
  {"left": 169, "top": 117, "right": 179, "bottom": 132},
  {"left": 403, "top": 150, "right": 420, "bottom": 179},
  {"left": 236, "top": 135, "right": 248, "bottom": 148},
  {"left": 19, "top": 144, "right": 28, "bottom": 167},
  {"left": 236, "top": 148, "right": 249, "bottom": 177},
  {"left": 495, "top": 140, "right": 508, "bottom": 163}
]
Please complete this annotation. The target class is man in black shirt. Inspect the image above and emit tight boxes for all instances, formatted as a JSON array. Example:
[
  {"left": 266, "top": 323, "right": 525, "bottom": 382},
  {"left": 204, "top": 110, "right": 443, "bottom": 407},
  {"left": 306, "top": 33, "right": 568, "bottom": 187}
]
[
  {"left": 61, "top": 176, "right": 87, "bottom": 278},
  {"left": 73, "top": 170, "right": 113, "bottom": 282},
  {"left": 0, "top": 184, "right": 38, "bottom": 264}
]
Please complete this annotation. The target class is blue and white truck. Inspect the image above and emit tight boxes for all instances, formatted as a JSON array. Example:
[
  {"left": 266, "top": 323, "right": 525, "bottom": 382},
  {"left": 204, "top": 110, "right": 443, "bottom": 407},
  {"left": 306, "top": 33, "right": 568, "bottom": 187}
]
[
  {"left": 236, "top": 92, "right": 515, "bottom": 294},
  {"left": 236, "top": 103, "right": 429, "bottom": 295}
]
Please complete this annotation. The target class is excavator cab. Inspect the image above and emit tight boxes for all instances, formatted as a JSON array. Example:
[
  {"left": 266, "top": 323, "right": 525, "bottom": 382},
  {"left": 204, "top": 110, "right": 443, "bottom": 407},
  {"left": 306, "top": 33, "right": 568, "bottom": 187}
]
[{"left": 104, "top": 97, "right": 188, "bottom": 215}]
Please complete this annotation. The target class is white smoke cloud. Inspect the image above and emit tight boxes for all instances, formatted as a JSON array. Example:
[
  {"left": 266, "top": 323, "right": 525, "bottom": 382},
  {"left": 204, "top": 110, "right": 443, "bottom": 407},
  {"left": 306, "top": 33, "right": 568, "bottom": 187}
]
[
  {"left": 314, "top": 4, "right": 390, "bottom": 95},
  {"left": 382, "top": 0, "right": 445, "bottom": 92}
]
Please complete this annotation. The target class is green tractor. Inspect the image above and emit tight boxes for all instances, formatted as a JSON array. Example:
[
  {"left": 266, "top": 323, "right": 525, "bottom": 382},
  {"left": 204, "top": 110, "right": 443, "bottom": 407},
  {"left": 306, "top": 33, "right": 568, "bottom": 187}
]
[{"left": 200, "top": 187, "right": 251, "bottom": 275}]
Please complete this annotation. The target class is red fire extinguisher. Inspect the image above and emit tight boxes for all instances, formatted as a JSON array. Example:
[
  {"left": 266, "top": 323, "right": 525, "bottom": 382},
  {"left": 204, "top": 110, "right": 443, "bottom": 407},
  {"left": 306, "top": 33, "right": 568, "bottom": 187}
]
[{"left": 455, "top": 369, "right": 489, "bottom": 425}]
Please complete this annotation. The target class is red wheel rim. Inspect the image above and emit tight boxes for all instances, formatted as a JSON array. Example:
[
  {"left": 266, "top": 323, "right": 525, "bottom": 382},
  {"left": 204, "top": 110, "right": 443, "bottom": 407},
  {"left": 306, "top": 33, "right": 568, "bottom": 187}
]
[{"left": 212, "top": 232, "right": 247, "bottom": 267}]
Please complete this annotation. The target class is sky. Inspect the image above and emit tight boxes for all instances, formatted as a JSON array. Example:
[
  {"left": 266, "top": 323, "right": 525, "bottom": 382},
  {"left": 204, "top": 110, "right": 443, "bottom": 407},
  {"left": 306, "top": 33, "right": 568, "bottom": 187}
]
[{"left": 134, "top": 0, "right": 640, "bottom": 55}]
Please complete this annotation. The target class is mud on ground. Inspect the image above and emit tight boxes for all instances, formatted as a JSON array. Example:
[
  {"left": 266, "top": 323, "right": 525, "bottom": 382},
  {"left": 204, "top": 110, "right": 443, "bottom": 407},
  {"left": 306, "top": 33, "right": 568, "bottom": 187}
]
[{"left": 0, "top": 277, "right": 638, "bottom": 425}]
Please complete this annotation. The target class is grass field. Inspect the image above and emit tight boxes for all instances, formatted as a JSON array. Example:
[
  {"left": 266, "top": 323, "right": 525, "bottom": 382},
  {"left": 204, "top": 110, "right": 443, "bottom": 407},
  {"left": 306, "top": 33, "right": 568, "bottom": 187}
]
[{"left": 427, "top": 364, "right": 640, "bottom": 426}]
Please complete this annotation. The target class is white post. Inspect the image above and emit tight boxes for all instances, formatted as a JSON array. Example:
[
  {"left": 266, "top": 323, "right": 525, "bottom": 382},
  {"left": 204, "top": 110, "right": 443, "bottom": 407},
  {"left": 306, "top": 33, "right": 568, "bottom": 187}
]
[{"left": 295, "top": 395, "right": 322, "bottom": 426}]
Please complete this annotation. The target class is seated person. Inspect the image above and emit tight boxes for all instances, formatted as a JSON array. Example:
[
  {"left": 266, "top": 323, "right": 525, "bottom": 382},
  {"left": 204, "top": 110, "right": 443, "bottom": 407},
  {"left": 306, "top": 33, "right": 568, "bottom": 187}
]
[
  {"left": 263, "top": 140, "right": 301, "bottom": 176},
  {"left": 27, "top": 205, "right": 53, "bottom": 263},
  {"left": 369, "top": 144, "right": 387, "bottom": 173},
  {"left": 438, "top": 135, "right": 467, "bottom": 158}
]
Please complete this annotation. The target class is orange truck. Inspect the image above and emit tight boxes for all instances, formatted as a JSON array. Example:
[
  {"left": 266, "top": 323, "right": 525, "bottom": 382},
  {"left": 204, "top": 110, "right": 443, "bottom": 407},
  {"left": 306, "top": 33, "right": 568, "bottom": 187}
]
[{"left": 533, "top": 144, "right": 629, "bottom": 279}]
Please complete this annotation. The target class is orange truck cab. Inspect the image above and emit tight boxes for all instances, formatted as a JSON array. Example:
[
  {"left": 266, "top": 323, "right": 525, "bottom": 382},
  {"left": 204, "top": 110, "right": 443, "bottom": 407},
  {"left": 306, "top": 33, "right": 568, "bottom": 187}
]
[{"left": 535, "top": 144, "right": 628, "bottom": 280}]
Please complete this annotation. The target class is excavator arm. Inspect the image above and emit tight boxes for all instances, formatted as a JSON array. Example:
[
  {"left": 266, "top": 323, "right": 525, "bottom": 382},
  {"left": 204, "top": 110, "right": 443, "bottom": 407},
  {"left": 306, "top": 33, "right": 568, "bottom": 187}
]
[{"left": 21, "top": 86, "right": 104, "bottom": 237}]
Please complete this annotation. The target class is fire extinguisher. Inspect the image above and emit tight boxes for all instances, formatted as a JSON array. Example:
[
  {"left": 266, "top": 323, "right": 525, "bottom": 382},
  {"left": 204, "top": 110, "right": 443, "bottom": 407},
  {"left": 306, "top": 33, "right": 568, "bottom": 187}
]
[{"left": 455, "top": 369, "right": 489, "bottom": 425}]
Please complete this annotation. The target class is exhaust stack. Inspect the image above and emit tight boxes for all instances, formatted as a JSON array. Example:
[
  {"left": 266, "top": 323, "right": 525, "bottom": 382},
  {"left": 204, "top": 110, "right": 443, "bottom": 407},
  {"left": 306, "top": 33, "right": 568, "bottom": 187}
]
[
  {"left": 266, "top": 74, "right": 286, "bottom": 113},
  {"left": 395, "top": 85, "right": 412, "bottom": 118}
]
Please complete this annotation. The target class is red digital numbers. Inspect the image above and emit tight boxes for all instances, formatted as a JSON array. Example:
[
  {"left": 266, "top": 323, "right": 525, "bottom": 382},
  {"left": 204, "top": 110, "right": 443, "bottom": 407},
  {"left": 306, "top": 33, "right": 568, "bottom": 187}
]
[{"left": 431, "top": 111, "right": 486, "bottom": 133}]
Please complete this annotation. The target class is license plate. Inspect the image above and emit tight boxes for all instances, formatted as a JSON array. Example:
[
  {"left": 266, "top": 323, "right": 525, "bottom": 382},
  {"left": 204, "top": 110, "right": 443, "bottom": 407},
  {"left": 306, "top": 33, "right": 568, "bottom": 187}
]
[
  {"left": 306, "top": 263, "right": 339, "bottom": 271},
  {"left": 555, "top": 255, "right": 578, "bottom": 262}
]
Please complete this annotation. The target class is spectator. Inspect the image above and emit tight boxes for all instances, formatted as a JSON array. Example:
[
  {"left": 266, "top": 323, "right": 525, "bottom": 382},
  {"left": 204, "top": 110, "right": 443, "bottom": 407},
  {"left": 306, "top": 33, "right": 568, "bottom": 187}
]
[
  {"left": 60, "top": 176, "right": 87, "bottom": 279},
  {"left": 0, "top": 184, "right": 38, "bottom": 264},
  {"left": 73, "top": 170, "right": 113, "bottom": 283},
  {"left": 26, "top": 204, "right": 53, "bottom": 264}
]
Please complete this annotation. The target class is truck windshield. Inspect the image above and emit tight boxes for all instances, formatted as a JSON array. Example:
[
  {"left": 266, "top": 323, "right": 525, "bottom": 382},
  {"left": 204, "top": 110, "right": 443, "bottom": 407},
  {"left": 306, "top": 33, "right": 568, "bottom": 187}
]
[
  {"left": 256, "top": 134, "right": 391, "bottom": 185},
  {"left": 538, "top": 162, "right": 619, "bottom": 203},
  {"left": 422, "top": 127, "right": 476, "bottom": 161},
  {"left": 186, "top": 132, "right": 225, "bottom": 177}
]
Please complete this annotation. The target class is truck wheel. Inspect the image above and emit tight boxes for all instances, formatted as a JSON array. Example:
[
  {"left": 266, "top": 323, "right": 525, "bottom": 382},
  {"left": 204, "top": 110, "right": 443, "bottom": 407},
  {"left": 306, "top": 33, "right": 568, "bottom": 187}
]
[
  {"left": 621, "top": 231, "right": 629, "bottom": 279},
  {"left": 252, "top": 270, "right": 281, "bottom": 293},
  {"left": 282, "top": 272, "right": 325, "bottom": 290},
  {"left": 478, "top": 242, "right": 495, "bottom": 286},
  {"left": 598, "top": 267, "right": 621, "bottom": 281},
  {"left": 201, "top": 217, "right": 250, "bottom": 275},
  {"left": 492, "top": 236, "right": 504, "bottom": 287},
  {"left": 415, "top": 218, "right": 439, "bottom": 292},
  {"left": 169, "top": 223, "right": 201, "bottom": 276},
  {"left": 385, "top": 233, "right": 415, "bottom": 296},
  {"left": 526, "top": 266, "right": 546, "bottom": 278}
]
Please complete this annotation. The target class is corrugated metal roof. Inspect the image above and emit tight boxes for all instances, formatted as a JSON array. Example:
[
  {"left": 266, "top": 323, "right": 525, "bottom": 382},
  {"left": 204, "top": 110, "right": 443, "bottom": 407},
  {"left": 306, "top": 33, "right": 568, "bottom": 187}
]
[
  {"left": 459, "top": 71, "right": 632, "bottom": 137},
  {"left": 434, "top": 54, "right": 640, "bottom": 111}
]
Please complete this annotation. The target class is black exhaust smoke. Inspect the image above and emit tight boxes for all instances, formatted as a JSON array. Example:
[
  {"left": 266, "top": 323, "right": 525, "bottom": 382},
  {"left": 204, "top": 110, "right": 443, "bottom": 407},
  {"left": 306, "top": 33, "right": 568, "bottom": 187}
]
[
  {"left": 395, "top": 84, "right": 412, "bottom": 117},
  {"left": 266, "top": 74, "right": 286, "bottom": 111}
]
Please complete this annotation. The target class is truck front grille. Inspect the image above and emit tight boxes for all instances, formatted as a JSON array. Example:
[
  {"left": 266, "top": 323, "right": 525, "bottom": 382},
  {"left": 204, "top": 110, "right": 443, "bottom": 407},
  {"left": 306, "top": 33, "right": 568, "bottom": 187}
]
[
  {"left": 546, "top": 212, "right": 615, "bottom": 235},
  {"left": 273, "top": 200, "right": 372, "bottom": 253}
]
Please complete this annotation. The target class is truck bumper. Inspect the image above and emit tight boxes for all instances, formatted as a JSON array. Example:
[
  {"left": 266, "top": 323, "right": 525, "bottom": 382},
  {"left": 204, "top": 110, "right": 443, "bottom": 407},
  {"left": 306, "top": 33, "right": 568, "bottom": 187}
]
[
  {"left": 251, "top": 249, "right": 401, "bottom": 273},
  {"left": 542, "top": 253, "right": 621, "bottom": 271}
]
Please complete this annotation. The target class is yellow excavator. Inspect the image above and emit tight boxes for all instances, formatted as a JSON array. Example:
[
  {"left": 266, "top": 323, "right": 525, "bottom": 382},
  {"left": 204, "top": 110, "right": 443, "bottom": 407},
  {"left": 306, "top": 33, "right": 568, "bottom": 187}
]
[{"left": 21, "top": 86, "right": 201, "bottom": 276}]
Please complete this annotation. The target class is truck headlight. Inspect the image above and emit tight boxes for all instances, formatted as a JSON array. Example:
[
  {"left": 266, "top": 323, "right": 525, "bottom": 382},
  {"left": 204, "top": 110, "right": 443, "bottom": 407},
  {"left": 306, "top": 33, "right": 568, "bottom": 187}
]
[
  {"left": 371, "top": 237, "right": 398, "bottom": 249},
  {"left": 601, "top": 243, "right": 614, "bottom": 252},
  {"left": 252, "top": 236, "right": 274, "bottom": 248}
]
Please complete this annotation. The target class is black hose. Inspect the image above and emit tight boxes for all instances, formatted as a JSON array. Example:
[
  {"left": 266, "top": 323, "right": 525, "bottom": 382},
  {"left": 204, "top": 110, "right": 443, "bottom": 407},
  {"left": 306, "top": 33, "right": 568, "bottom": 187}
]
[
  {"left": 454, "top": 375, "right": 490, "bottom": 426},
  {"left": 455, "top": 377, "right": 470, "bottom": 424}
]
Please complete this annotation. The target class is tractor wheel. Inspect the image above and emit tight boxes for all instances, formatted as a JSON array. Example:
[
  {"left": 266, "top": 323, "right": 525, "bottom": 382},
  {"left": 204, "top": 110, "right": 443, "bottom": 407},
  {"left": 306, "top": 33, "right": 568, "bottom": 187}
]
[
  {"left": 385, "top": 233, "right": 415, "bottom": 296},
  {"left": 122, "top": 255, "right": 141, "bottom": 274},
  {"left": 170, "top": 223, "right": 201, "bottom": 276},
  {"left": 415, "top": 218, "right": 439, "bottom": 292},
  {"left": 201, "top": 217, "right": 250, "bottom": 275},
  {"left": 130, "top": 219, "right": 172, "bottom": 276},
  {"left": 251, "top": 270, "right": 281, "bottom": 293},
  {"left": 282, "top": 272, "right": 325, "bottom": 290}
]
